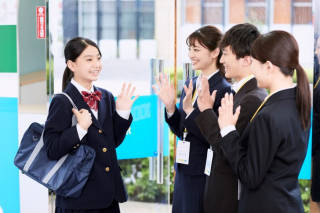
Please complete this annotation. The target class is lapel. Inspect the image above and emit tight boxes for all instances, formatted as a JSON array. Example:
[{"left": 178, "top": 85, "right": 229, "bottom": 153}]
[
  {"left": 95, "top": 86, "right": 107, "bottom": 126},
  {"left": 64, "top": 83, "right": 102, "bottom": 129},
  {"left": 192, "top": 72, "right": 223, "bottom": 108},
  {"left": 233, "top": 78, "right": 258, "bottom": 108}
]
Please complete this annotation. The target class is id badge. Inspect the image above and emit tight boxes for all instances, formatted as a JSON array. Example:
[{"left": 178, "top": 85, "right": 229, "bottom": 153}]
[
  {"left": 204, "top": 149, "right": 214, "bottom": 176},
  {"left": 176, "top": 140, "right": 190, "bottom": 165}
]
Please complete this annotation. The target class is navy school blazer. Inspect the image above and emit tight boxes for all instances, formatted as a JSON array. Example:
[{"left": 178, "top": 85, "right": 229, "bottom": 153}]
[
  {"left": 165, "top": 72, "right": 232, "bottom": 175},
  {"left": 43, "top": 83, "right": 132, "bottom": 209}
]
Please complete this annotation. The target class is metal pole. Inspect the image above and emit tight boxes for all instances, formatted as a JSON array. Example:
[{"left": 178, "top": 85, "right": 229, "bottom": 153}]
[{"left": 157, "top": 59, "right": 164, "bottom": 184}]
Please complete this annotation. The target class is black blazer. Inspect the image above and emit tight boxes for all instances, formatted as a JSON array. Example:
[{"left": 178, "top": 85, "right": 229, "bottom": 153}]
[
  {"left": 166, "top": 72, "right": 231, "bottom": 175},
  {"left": 43, "top": 83, "right": 132, "bottom": 209},
  {"left": 195, "top": 78, "right": 267, "bottom": 213},
  {"left": 221, "top": 88, "right": 308, "bottom": 213}
]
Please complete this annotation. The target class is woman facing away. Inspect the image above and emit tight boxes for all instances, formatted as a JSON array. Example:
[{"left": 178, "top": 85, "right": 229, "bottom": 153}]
[{"left": 44, "top": 37, "right": 138, "bottom": 213}]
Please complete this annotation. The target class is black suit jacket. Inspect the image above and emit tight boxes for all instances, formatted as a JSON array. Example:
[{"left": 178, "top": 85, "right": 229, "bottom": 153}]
[
  {"left": 221, "top": 88, "right": 308, "bottom": 213},
  {"left": 166, "top": 72, "right": 231, "bottom": 175},
  {"left": 43, "top": 83, "right": 132, "bottom": 209},
  {"left": 195, "top": 78, "right": 267, "bottom": 213}
]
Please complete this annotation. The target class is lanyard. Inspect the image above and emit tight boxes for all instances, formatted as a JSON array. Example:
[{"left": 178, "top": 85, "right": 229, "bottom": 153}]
[
  {"left": 314, "top": 76, "right": 320, "bottom": 89},
  {"left": 250, "top": 94, "right": 271, "bottom": 123},
  {"left": 234, "top": 75, "right": 254, "bottom": 94}
]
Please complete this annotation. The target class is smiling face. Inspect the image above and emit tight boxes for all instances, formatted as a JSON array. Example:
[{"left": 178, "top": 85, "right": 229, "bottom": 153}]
[
  {"left": 220, "top": 46, "right": 242, "bottom": 80},
  {"left": 188, "top": 39, "right": 216, "bottom": 71},
  {"left": 68, "top": 45, "right": 102, "bottom": 86}
]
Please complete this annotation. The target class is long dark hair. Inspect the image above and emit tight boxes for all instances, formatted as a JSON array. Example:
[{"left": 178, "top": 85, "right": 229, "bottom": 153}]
[
  {"left": 186, "top": 25, "right": 225, "bottom": 74},
  {"left": 62, "top": 37, "right": 101, "bottom": 91},
  {"left": 251, "top": 30, "right": 311, "bottom": 130}
]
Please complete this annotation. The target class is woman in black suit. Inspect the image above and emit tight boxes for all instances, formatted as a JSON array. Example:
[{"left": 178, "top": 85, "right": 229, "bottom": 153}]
[
  {"left": 153, "top": 26, "right": 231, "bottom": 213},
  {"left": 217, "top": 31, "right": 311, "bottom": 213},
  {"left": 44, "top": 37, "right": 138, "bottom": 213}
]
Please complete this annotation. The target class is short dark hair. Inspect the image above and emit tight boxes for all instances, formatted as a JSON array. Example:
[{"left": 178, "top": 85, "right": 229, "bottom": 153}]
[
  {"left": 220, "top": 23, "right": 260, "bottom": 59},
  {"left": 186, "top": 25, "right": 224, "bottom": 74}
]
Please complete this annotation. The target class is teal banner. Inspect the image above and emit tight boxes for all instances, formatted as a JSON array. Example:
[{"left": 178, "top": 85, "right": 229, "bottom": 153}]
[
  {"left": 0, "top": 97, "right": 20, "bottom": 213},
  {"left": 298, "top": 112, "right": 312, "bottom": 180},
  {"left": 117, "top": 95, "right": 169, "bottom": 160}
]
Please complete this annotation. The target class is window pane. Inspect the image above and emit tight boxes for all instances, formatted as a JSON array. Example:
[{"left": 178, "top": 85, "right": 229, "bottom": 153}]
[
  {"left": 139, "top": 1, "right": 155, "bottom": 39},
  {"left": 294, "top": 7, "right": 312, "bottom": 24},
  {"left": 204, "top": 0, "right": 222, "bottom": 2},
  {"left": 203, "top": 7, "right": 223, "bottom": 24},
  {"left": 100, "top": 0, "right": 116, "bottom": 39},
  {"left": 247, "top": 7, "right": 266, "bottom": 24},
  {"left": 294, "top": 0, "right": 311, "bottom": 2},
  {"left": 79, "top": 1, "right": 97, "bottom": 40},
  {"left": 120, "top": 0, "right": 136, "bottom": 39},
  {"left": 248, "top": 0, "right": 265, "bottom": 2},
  {"left": 185, "top": 0, "right": 201, "bottom": 24}
]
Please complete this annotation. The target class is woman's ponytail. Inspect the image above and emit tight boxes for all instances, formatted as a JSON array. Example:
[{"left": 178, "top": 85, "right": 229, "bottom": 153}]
[
  {"left": 296, "top": 64, "right": 311, "bottom": 130},
  {"left": 62, "top": 66, "right": 73, "bottom": 91}
]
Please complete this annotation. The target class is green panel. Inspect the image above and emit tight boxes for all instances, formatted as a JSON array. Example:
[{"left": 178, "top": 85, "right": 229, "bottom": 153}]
[{"left": 0, "top": 25, "right": 17, "bottom": 73}]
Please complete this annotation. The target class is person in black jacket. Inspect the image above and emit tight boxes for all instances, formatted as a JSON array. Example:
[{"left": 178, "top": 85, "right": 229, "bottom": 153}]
[
  {"left": 194, "top": 23, "right": 267, "bottom": 213},
  {"left": 217, "top": 30, "right": 311, "bottom": 213},
  {"left": 312, "top": 35, "right": 320, "bottom": 209},
  {"left": 44, "top": 37, "right": 138, "bottom": 213},
  {"left": 152, "top": 25, "right": 231, "bottom": 213}
]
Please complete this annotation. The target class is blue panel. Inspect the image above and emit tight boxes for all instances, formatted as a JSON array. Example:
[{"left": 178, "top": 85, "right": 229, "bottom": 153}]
[
  {"left": 117, "top": 95, "right": 158, "bottom": 159},
  {"left": 0, "top": 98, "right": 20, "bottom": 213},
  {"left": 298, "top": 112, "right": 312, "bottom": 180}
]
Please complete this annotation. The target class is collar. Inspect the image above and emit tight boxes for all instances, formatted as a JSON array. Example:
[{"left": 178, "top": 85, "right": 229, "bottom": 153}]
[
  {"left": 265, "top": 85, "right": 297, "bottom": 101},
  {"left": 232, "top": 75, "right": 254, "bottom": 93},
  {"left": 71, "top": 78, "right": 94, "bottom": 94},
  {"left": 196, "top": 69, "right": 220, "bottom": 89}
]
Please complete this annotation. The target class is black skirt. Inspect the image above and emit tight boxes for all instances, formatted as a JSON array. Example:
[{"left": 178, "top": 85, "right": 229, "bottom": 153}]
[{"left": 55, "top": 200, "right": 120, "bottom": 213}]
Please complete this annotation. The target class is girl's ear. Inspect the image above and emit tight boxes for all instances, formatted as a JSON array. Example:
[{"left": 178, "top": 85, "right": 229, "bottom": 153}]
[
  {"left": 211, "top": 47, "right": 220, "bottom": 59},
  {"left": 67, "top": 60, "right": 76, "bottom": 72}
]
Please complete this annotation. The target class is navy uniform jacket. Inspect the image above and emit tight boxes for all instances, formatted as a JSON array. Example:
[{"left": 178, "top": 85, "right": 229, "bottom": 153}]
[
  {"left": 221, "top": 88, "right": 308, "bottom": 213},
  {"left": 165, "top": 72, "right": 231, "bottom": 175},
  {"left": 195, "top": 78, "right": 267, "bottom": 213},
  {"left": 43, "top": 83, "right": 132, "bottom": 209}
]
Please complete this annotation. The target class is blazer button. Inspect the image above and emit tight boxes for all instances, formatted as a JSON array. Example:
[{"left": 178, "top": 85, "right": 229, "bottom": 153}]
[
  {"left": 99, "top": 129, "right": 103, "bottom": 134},
  {"left": 105, "top": 167, "right": 110, "bottom": 172},
  {"left": 102, "top": 147, "right": 107, "bottom": 152}
]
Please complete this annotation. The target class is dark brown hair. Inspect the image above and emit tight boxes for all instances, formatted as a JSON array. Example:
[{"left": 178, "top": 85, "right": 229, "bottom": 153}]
[
  {"left": 62, "top": 37, "right": 101, "bottom": 91},
  {"left": 186, "top": 25, "right": 224, "bottom": 74},
  {"left": 251, "top": 30, "right": 311, "bottom": 130},
  {"left": 220, "top": 23, "right": 260, "bottom": 59}
]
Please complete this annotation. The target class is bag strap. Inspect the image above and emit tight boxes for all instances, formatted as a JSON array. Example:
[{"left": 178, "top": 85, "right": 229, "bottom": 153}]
[{"left": 56, "top": 92, "right": 78, "bottom": 110}]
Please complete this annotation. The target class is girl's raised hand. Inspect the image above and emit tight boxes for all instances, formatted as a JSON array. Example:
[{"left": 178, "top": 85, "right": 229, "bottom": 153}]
[
  {"left": 116, "top": 83, "right": 139, "bottom": 111},
  {"left": 152, "top": 73, "right": 176, "bottom": 114},
  {"left": 217, "top": 93, "right": 240, "bottom": 130},
  {"left": 182, "top": 80, "right": 194, "bottom": 115}
]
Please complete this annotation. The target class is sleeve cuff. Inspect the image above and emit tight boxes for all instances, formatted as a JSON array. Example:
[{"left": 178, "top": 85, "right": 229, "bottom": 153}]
[
  {"left": 220, "top": 125, "right": 236, "bottom": 137},
  {"left": 76, "top": 124, "right": 87, "bottom": 141},
  {"left": 185, "top": 109, "right": 194, "bottom": 119},
  {"left": 116, "top": 109, "right": 130, "bottom": 120},
  {"left": 166, "top": 108, "right": 175, "bottom": 118}
]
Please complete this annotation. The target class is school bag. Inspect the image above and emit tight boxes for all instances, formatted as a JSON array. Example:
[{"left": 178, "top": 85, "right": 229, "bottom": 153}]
[{"left": 14, "top": 92, "right": 96, "bottom": 198}]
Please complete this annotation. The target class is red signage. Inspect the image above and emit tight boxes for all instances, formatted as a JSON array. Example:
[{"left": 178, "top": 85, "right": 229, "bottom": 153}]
[{"left": 36, "top": 6, "right": 46, "bottom": 39}]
